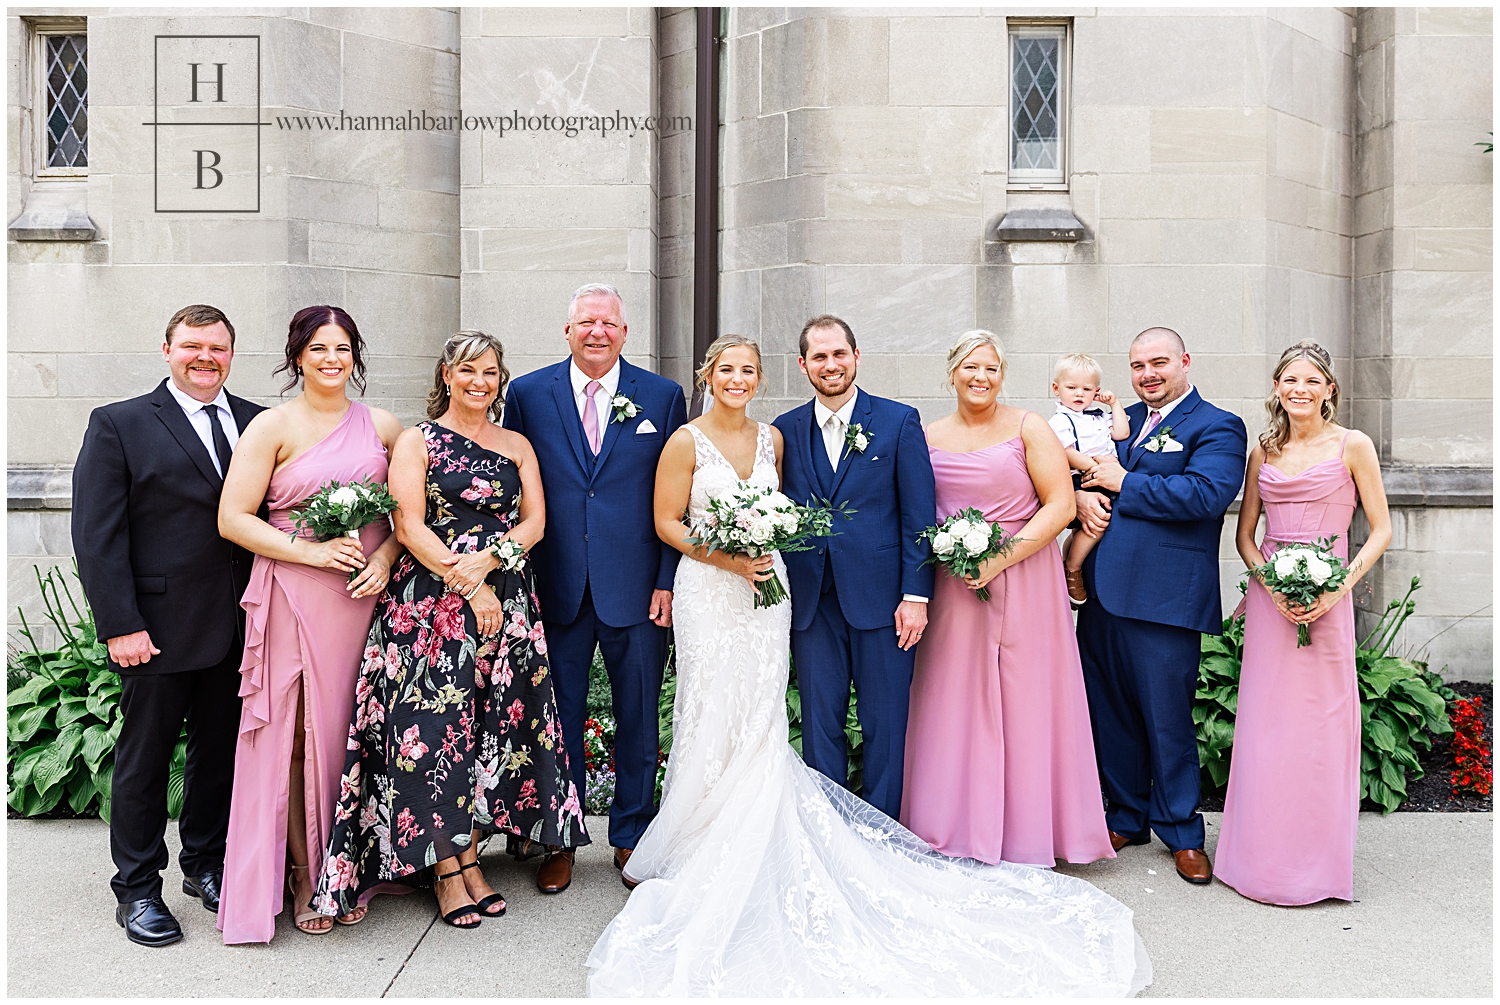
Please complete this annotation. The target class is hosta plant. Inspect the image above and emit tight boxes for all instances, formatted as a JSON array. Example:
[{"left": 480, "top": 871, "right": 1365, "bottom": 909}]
[
  {"left": 7, "top": 565, "right": 187, "bottom": 821},
  {"left": 1194, "top": 607, "right": 1244, "bottom": 791}
]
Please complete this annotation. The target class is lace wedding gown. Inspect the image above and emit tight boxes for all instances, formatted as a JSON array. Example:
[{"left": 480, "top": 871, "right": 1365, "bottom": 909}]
[{"left": 585, "top": 422, "right": 1151, "bottom": 997}]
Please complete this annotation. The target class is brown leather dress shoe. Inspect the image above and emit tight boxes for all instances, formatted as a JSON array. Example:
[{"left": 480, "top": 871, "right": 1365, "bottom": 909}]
[
  {"left": 1174, "top": 848, "right": 1213, "bottom": 884},
  {"left": 1109, "top": 830, "right": 1149, "bottom": 852},
  {"left": 614, "top": 847, "right": 639, "bottom": 890},
  {"left": 536, "top": 848, "right": 574, "bottom": 894}
]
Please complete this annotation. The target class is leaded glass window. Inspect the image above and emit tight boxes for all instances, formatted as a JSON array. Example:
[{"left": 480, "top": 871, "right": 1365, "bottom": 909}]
[
  {"left": 1009, "top": 24, "right": 1067, "bottom": 187},
  {"left": 44, "top": 34, "right": 88, "bottom": 170}
]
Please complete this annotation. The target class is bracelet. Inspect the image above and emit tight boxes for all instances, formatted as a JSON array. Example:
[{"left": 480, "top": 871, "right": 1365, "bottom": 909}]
[{"left": 464, "top": 584, "right": 480, "bottom": 600}]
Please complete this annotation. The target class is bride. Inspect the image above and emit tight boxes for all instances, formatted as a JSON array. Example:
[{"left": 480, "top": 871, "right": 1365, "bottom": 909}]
[{"left": 585, "top": 335, "right": 1151, "bottom": 997}]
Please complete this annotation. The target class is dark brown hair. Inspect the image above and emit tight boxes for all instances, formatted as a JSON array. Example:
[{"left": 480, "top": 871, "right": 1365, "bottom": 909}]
[
  {"left": 427, "top": 330, "right": 509, "bottom": 423},
  {"left": 273, "top": 306, "right": 367, "bottom": 395},
  {"left": 798, "top": 314, "right": 857, "bottom": 358},
  {"left": 164, "top": 304, "right": 236, "bottom": 346}
]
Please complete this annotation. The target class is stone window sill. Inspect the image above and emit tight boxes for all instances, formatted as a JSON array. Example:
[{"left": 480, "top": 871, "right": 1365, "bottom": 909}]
[
  {"left": 9, "top": 179, "right": 97, "bottom": 241},
  {"left": 994, "top": 207, "right": 1087, "bottom": 242}
]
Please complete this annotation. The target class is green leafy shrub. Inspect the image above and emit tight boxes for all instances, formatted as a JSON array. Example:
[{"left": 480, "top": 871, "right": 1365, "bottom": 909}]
[
  {"left": 1194, "top": 576, "right": 1454, "bottom": 813},
  {"left": 7, "top": 565, "right": 187, "bottom": 821}
]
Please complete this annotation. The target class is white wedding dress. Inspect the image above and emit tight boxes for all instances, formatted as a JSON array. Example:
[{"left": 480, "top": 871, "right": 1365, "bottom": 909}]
[{"left": 585, "top": 422, "right": 1151, "bottom": 997}]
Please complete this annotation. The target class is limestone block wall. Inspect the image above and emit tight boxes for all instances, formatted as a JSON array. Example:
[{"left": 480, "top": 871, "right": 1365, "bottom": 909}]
[{"left": 457, "top": 6, "right": 661, "bottom": 378}]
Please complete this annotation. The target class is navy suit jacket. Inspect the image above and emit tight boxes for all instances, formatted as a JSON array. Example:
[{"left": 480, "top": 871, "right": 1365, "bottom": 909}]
[
  {"left": 502, "top": 357, "right": 688, "bottom": 628},
  {"left": 773, "top": 389, "right": 937, "bottom": 633},
  {"left": 1086, "top": 388, "right": 1247, "bottom": 636}
]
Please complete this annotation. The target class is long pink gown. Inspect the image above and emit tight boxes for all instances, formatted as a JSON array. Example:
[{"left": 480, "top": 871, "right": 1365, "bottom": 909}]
[
  {"left": 1215, "top": 444, "right": 1360, "bottom": 906},
  {"left": 218, "top": 401, "right": 392, "bottom": 944},
  {"left": 901, "top": 425, "right": 1114, "bottom": 867}
]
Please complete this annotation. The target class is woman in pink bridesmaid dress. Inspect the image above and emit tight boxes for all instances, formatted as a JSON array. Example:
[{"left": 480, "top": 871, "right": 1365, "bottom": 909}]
[
  {"left": 902, "top": 331, "right": 1114, "bottom": 867},
  {"left": 1216, "top": 341, "right": 1391, "bottom": 906},
  {"left": 215, "top": 307, "right": 407, "bottom": 942}
]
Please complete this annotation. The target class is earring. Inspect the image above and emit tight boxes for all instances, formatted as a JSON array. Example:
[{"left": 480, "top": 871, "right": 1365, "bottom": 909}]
[{"left": 295, "top": 365, "right": 302, "bottom": 376}]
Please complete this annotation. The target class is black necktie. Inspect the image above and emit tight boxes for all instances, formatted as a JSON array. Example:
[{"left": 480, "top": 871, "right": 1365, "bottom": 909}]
[{"left": 204, "top": 404, "right": 234, "bottom": 477}]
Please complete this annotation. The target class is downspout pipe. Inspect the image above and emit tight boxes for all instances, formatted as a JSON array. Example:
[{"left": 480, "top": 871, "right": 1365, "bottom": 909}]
[{"left": 690, "top": 7, "right": 721, "bottom": 416}]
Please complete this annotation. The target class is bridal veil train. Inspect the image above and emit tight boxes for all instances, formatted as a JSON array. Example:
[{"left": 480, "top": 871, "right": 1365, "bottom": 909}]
[{"left": 586, "top": 422, "right": 1150, "bottom": 997}]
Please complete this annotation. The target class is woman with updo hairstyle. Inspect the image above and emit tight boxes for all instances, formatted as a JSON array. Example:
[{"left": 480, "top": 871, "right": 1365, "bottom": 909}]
[
  {"left": 1216, "top": 340, "right": 1391, "bottom": 906},
  {"left": 217, "top": 306, "right": 406, "bottom": 941},
  {"left": 901, "top": 330, "right": 1115, "bottom": 868},
  {"left": 314, "top": 330, "right": 586, "bottom": 930}
]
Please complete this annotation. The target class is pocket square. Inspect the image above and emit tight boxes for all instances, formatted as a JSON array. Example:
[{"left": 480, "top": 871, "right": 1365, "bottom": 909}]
[
  {"left": 1161, "top": 439, "right": 1184, "bottom": 452},
  {"left": 636, "top": 419, "right": 658, "bottom": 434}
]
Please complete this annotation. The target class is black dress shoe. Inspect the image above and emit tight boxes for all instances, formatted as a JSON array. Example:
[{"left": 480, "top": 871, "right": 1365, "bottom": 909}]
[
  {"left": 182, "top": 870, "right": 223, "bottom": 913},
  {"left": 116, "top": 897, "right": 184, "bottom": 947}
]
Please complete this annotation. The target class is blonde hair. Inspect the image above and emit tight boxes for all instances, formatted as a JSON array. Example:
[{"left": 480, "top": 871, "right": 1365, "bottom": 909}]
[
  {"left": 695, "top": 334, "right": 762, "bottom": 397},
  {"left": 945, "top": 330, "right": 1007, "bottom": 390},
  {"left": 427, "top": 330, "right": 509, "bottom": 422},
  {"left": 1260, "top": 340, "right": 1340, "bottom": 455},
  {"left": 1053, "top": 352, "right": 1102, "bottom": 384}
]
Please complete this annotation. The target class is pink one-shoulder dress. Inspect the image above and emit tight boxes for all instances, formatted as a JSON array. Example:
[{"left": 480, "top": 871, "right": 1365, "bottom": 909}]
[
  {"left": 218, "top": 401, "right": 392, "bottom": 944},
  {"left": 1215, "top": 441, "right": 1360, "bottom": 906},
  {"left": 901, "top": 424, "right": 1114, "bottom": 867}
]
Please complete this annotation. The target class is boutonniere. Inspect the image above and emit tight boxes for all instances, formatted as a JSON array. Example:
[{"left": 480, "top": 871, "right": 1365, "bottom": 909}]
[
  {"left": 844, "top": 422, "right": 871, "bottom": 456},
  {"left": 610, "top": 393, "right": 641, "bottom": 424},
  {"left": 1143, "top": 425, "right": 1183, "bottom": 453}
]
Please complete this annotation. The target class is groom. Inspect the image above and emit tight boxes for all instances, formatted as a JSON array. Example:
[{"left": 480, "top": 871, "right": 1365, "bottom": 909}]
[
  {"left": 502, "top": 283, "right": 687, "bottom": 892},
  {"left": 1075, "top": 327, "right": 1246, "bottom": 885},
  {"left": 773, "top": 315, "right": 937, "bottom": 820}
]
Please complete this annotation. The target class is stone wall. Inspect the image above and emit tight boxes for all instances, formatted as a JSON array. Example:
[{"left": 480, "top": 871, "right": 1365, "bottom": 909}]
[{"left": 6, "top": 7, "right": 1493, "bottom": 677}]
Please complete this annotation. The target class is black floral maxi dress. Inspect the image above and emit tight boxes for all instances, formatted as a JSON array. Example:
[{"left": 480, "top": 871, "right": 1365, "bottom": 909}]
[{"left": 313, "top": 421, "right": 587, "bottom": 916}]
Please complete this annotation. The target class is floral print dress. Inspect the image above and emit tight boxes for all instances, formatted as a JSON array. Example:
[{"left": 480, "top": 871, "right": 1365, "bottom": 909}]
[{"left": 314, "top": 421, "right": 587, "bottom": 915}]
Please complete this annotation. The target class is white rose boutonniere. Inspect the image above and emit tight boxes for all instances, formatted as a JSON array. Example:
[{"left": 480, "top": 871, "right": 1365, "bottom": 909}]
[
  {"left": 1143, "top": 425, "right": 1182, "bottom": 453},
  {"left": 610, "top": 393, "right": 641, "bottom": 424},
  {"left": 844, "top": 422, "right": 871, "bottom": 457}
]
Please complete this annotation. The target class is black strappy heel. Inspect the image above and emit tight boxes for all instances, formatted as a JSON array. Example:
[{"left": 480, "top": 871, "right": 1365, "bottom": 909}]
[
  {"left": 460, "top": 861, "right": 507, "bottom": 916},
  {"left": 434, "top": 868, "right": 482, "bottom": 928}
]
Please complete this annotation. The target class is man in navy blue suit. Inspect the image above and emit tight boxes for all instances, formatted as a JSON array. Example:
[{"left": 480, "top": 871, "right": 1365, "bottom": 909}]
[
  {"left": 1075, "top": 327, "right": 1247, "bottom": 886},
  {"left": 772, "top": 315, "right": 937, "bottom": 820},
  {"left": 502, "top": 283, "right": 687, "bottom": 892}
]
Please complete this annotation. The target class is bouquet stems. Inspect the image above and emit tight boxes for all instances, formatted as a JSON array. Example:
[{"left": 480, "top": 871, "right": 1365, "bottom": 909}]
[
  {"left": 754, "top": 571, "right": 788, "bottom": 609},
  {"left": 1297, "top": 623, "right": 1311, "bottom": 648}
]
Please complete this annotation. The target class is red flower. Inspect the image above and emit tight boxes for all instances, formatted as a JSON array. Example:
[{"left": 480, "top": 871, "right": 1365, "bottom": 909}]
[
  {"left": 389, "top": 600, "right": 420, "bottom": 635},
  {"left": 432, "top": 590, "right": 467, "bottom": 641},
  {"left": 507, "top": 699, "right": 525, "bottom": 726},
  {"left": 1451, "top": 696, "right": 1492, "bottom": 798}
]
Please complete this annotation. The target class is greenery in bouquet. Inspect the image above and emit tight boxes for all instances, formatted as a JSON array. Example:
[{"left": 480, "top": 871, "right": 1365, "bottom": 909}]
[
  {"left": 918, "top": 507, "right": 1024, "bottom": 602},
  {"left": 290, "top": 477, "right": 398, "bottom": 542},
  {"left": 685, "top": 485, "right": 846, "bottom": 609},
  {"left": 1250, "top": 535, "right": 1350, "bottom": 647}
]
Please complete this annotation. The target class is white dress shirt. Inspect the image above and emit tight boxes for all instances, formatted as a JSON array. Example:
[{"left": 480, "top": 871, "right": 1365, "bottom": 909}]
[
  {"left": 1133, "top": 384, "right": 1195, "bottom": 446},
  {"left": 814, "top": 388, "right": 927, "bottom": 605},
  {"left": 570, "top": 358, "right": 621, "bottom": 426},
  {"left": 166, "top": 379, "right": 239, "bottom": 477},
  {"left": 813, "top": 391, "right": 859, "bottom": 474}
]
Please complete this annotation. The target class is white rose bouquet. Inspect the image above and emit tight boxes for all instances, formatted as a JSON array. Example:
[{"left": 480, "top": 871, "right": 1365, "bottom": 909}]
[
  {"left": 685, "top": 485, "right": 845, "bottom": 608},
  {"left": 918, "top": 507, "right": 1025, "bottom": 603},
  {"left": 1250, "top": 536, "right": 1350, "bottom": 648},
  {"left": 289, "top": 476, "right": 399, "bottom": 579}
]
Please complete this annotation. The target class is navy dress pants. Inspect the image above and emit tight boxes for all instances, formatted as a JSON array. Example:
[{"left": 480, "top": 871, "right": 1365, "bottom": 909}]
[
  {"left": 791, "top": 575, "right": 915, "bottom": 821},
  {"left": 546, "top": 584, "right": 666, "bottom": 850},
  {"left": 1077, "top": 597, "right": 1206, "bottom": 852}
]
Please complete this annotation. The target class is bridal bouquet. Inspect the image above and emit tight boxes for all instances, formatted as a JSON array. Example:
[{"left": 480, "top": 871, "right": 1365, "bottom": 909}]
[
  {"left": 1250, "top": 536, "right": 1349, "bottom": 648},
  {"left": 290, "top": 477, "right": 399, "bottom": 578},
  {"left": 685, "top": 486, "right": 842, "bottom": 608},
  {"left": 918, "top": 508, "right": 1024, "bottom": 603}
]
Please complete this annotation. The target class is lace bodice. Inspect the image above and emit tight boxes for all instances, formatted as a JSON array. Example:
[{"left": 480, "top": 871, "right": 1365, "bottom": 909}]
[{"left": 685, "top": 421, "right": 779, "bottom": 521}]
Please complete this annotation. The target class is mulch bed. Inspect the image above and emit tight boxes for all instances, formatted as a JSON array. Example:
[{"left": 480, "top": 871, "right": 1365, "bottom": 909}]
[{"left": 1199, "top": 681, "right": 1492, "bottom": 814}]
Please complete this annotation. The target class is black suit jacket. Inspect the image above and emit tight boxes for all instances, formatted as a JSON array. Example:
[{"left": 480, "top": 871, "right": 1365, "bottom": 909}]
[{"left": 71, "top": 378, "right": 266, "bottom": 676}]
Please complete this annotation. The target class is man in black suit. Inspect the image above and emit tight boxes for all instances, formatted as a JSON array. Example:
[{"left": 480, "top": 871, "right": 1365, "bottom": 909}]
[{"left": 72, "top": 304, "right": 265, "bottom": 946}]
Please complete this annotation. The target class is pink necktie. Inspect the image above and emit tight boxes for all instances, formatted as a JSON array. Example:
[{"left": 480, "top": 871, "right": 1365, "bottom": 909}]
[
  {"left": 583, "top": 380, "right": 602, "bottom": 454},
  {"left": 1135, "top": 409, "right": 1162, "bottom": 447}
]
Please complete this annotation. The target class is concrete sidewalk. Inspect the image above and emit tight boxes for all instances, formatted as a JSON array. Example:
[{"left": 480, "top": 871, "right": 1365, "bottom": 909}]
[{"left": 6, "top": 812, "right": 1491, "bottom": 997}]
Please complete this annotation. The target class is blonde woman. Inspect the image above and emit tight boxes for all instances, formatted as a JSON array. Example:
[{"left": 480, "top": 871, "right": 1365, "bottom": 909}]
[
  {"left": 1216, "top": 341, "right": 1391, "bottom": 906},
  {"left": 901, "top": 331, "right": 1113, "bottom": 868},
  {"left": 585, "top": 334, "right": 1150, "bottom": 998}
]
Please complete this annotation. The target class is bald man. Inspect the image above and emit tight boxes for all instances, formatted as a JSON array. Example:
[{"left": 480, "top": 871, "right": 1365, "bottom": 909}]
[{"left": 1073, "top": 328, "right": 1247, "bottom": 886}]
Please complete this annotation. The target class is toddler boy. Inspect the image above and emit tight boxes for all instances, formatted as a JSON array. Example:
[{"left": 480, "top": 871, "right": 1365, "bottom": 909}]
[{"left": 1047, "top": 353, "right": 1130, "bottom": 604}]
